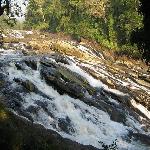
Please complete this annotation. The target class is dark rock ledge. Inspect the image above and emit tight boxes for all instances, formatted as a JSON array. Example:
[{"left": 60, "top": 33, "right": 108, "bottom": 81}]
[{"left": 0, "top": 102, "right": 99, "bottom": 150}]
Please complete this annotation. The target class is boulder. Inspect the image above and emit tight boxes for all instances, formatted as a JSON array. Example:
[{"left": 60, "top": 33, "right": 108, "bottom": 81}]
[
  {"left": 40, "top": 62, "right": 89, "bottom": 99},
  {"left": 51, "top": 53, "right": 71, "bottom": 65},
  {"left": 24, "top": 59, "right": 37, "bottom": 70},
  {"left": 26, "top": 105, "right": 40, "bottom": 114},
  {"left": 58, "top": 116, "right": 75, "bottom": 134},
  {"left": 15, "top": 61, "right": 26, "bottom": 70},
  {"left": 14, "top": 78, "right": 36, "bottom": 92},
  {"left": 129, "top": 132, "right": 150, "bottom": 146},
  {"left": 138, "top": 74, "right": 150, "bottom": 83}
]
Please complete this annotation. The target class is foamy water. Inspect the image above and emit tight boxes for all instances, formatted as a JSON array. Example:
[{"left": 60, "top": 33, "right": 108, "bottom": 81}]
[
  {"left": 1, "top": 42, "right": 150, "bottom": 149},
  {"left": 5, "top": 59, "right": 150, "bottom": 150}
]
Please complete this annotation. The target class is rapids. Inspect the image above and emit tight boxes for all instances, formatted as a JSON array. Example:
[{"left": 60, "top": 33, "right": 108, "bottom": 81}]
[{"left": 0, "top": 36, "right": 150, "bottom": 150}]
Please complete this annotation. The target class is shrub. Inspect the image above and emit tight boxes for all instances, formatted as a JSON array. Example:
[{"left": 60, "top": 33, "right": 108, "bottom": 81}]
[
  {"left": 115, "top": 44, "right": 142, "bottom": 59},
  {"left": 34, "top": 23, "right": 49, "bottom": 31}
]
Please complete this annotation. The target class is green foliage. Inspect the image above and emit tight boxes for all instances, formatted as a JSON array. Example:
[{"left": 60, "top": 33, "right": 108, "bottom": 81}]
[
  {"left": 34, "top": 22, "right": 49, "bottom": 31},
  {"left": 108, "top": 0, "right": 143, "bottom": 45},
  {"left": 0, "top": 16, "right": 24, "bottom": 31},
  {"left": 0, "top": 15, "right": 17, "bottom": 29},
  {"left": 115, "top": 44, "right": 142, "bottom": 59},
  {"left": 25, "top": 0, "right": 143, "bottom": 58}
]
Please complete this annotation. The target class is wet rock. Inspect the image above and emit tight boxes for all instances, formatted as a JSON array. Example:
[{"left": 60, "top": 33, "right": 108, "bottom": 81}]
[
  {"left": 130, "top": 132, "right": 150, "bottom": 146},
  {"left": 0, "top": 107, "right": 98, "bottom": 150},
  {"left": 109, "top": 109, "right": 126, "bottom": 124},
  {"left": 40, "top": 58, "right": 57, "bottom": 68},
  {"left": 58, "top": 116, "right": 75, "bottom": 134},
  {"left": 11, "top": 98, "right": 22, "bottom": 108},
  {"left": 40, "top": 61, "right": 90, "bottom": 99},
  {"left": 15, "top": 61, "right": 26, "bottom": 70},
  {"left": 51, "top": 53, "right": 70, "bottom": 65},
  {"left": 26, "top": 105, "right": 40, "bottom": 114},
  {"left": 24, "top": 59, "right": 37, "bottom": 70},
  {"left": 36, "top": 90, "right": 53, "bottom": 100},
  {"left": 91, "top": 88, "right": 107, "bottom": 100},
  {"left": 0, "top": 73, "right": 6, "bottom": 88},
  {"left": 25, "top": 44, "right": 32, "bottom": 50},
  {"left": 22, "top": 80, "right": 36, "bottom": 92},
  {"left": 22, "top": 49, "right": 29, "bottom": 56},
  {"left": 35, "top": 100, "right": 55, "bottom": 119},
  {"left": 66, "top": 82, "right": 87, "bottom": 98},
  {"left": 14, "top": 78, "right": 36, "bottom": 92},
  {"left": 35, "top": 101, "right": 48, "bottom": 109},
  {"left": 41, "top": 64, "right": 60, "bottom": 79},
  {"left": 103, "top": 89, "right": 130, "bottom": 106},
  {"left": 40, "top": 58, "right": 130, "bottom": 125},
  {"left": 0, "top": 62, "right": 4, "bottom": 68},
  {"left": 18, "top": 109, "right": 34, "bottom": 122},
  {"left": 138, "top": 74, "right": 150, "bottom": 83},
  {"left": 1, "top": 48, "right": 150, "bottom": 149},
  {"left": 0, "top": 32, "right": 3, "bottom": 47},
  {"left": 1, "top": 89, "right": 24, "bottom": 110}
]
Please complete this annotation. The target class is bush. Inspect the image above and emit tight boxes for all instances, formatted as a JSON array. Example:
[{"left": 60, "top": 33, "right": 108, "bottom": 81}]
[
  {"left": 34, "top": 23, "right": 49, "bottom": 31},
  {"left": 115, "top": 44, "right": 142, "bottom": 59},
  {"left": 71, "top": 34, "right": 81, "bottom": 42}
]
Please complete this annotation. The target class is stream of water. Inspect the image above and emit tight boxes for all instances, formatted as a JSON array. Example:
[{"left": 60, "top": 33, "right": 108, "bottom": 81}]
[{"left": 0, "top": 43, "right": 150, "bottom": 150}]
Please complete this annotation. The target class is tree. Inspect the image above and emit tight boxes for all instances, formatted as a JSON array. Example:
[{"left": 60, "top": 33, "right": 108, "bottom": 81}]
[
  {"left": 25, "top": 0, "right": 143, "bottom": 49},
  {"left": 0, "top": 0, "right": 10, "bottom": 16},
  {"left": 131, "top": 0, "right": 150, "bottom": 63}
]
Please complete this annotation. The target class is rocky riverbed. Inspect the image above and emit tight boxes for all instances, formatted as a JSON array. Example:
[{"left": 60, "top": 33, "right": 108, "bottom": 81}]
[{"left": 0, "top": 30, "right": 150, "bottom": 150}]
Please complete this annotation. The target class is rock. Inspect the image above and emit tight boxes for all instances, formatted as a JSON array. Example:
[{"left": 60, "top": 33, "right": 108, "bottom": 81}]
[
  {"left": 0, "top": 73, "right": 6, "bottom": 88},
  {"left": 40, "top": 63, "right": 88, "bottom": 98},
  {"left": 24, "top": 59, "right": 37, "bottom": 70},
  {"left": 109, "top": 109, "right": 126, "bottom": 124},
  {"left": 11, "top": 98, "right": 22, "bottom": 108},
  {"left": 41, "top": 68, "right": 86, "bottom": 98},
  {"left": 26, "top": 105, "right": 40, "bottom": 114},
  {"left": 0, "top": 106, "right": 98, "bottom": 150},
  {"left": 130, "top": 132, "right": 150, "bottom": 146},
  {"left": 103, "top": 89, "right": 130, "bottom": 105},
  {"left": 58, "top": 116, "right": 75, "bottom": 134},
  {"left": 0, "top": 32, "right": 3, "bottom": 47},
  {"left": 22, "top": 49, "right": 29, "bottom": 56},
  {"left": 66, "top": 82, "right": 87, "bottom": 98},
  {"left": 14, "top": 78, "right": 36, "bottom": 92},
  {"left": 18, "top": 109, "right": 34, "bottom": 122},
  {"left": 22, "top": 80, "right": 36, "bottom": 92},
  {"left": 1, "top": 48, "right": 150, "bottom": 150},
  {"left": 1, "top": 89, "right": 24, "bottom": 110},
  {"left": 51, "top": 53, "right": 70, "bottom": 65},
  {"left": 25, "top": 44, "right": 32, "bottom": 50},
  {"left": 15, "top": 62, "right": 26, "bottom": 70},
  {"left": 138, "top": 74, "right": 150, "bottom": 83},
  {"left": 35, "top": 101, "right": 48, "bottom": 109}
]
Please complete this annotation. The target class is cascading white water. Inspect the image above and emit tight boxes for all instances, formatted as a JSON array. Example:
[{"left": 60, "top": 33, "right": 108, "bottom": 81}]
[
  {"left": 0, "top": 41, "right": 150, "bottom": 150},
  {"left": 5, "top": 59, "right": 150, "bottom": 150}
]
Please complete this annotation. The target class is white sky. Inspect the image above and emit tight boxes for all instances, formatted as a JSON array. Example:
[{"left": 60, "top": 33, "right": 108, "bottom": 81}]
[{"left": 14, "top": 0, "right": 27, "bottom": 21}]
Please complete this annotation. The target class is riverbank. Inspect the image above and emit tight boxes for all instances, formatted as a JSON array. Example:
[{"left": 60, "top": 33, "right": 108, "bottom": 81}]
[
  {"left": 2, "top": 30, "right": 150, "bottom": 109},
  {"left": 0, "top": 30, "right": 150, "bottom": 150}
]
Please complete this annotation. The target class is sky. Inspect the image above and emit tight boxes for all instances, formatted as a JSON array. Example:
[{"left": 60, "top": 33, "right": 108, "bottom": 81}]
[{"left": 14, "top": 0, "right": 27, "bottom": 21}]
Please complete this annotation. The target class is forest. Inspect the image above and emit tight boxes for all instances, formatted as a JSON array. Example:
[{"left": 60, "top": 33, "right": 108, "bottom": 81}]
[
  {"left": 0, "top": 0, "right": 150, "bottom": 63},
  {"left": 23, "top": 0, "right": 150, "bottom": 63}
]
